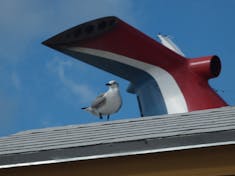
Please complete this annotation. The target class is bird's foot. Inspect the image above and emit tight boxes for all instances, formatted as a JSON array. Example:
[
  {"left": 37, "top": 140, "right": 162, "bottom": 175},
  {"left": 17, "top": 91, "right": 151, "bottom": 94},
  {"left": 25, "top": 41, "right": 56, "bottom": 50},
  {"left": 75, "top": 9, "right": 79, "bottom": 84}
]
[
  {"left": 99, "top": 113, "right": 103, "bottom": 119},
  {"left": 107, "top": 115, "right": 110, "bottom": 121}
]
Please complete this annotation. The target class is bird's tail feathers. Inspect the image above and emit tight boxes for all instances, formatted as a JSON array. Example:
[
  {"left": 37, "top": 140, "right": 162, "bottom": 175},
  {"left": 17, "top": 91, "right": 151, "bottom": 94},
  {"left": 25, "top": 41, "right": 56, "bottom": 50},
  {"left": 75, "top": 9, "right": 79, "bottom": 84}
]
[
  {"left": 81, "top": 107, "right": 93, "bottom": 113},
  {"left": 81, "top": 106, "right": 100, "bottom": 117},
  {"left": 81, "top": 107, "right": 89, "bottom": 110}
]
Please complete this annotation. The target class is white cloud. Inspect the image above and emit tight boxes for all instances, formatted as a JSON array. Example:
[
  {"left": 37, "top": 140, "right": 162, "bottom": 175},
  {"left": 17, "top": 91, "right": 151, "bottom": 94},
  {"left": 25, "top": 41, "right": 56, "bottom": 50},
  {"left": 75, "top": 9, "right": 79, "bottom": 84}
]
[
  {"left": 0, "top": 0, "right": 134, "bottom": 106},
  {"left": 47, "top": 57, "right": 96, "bottom": 104},
  {"left": 11, "top": 72, "right": 21, "bottom": 90}
]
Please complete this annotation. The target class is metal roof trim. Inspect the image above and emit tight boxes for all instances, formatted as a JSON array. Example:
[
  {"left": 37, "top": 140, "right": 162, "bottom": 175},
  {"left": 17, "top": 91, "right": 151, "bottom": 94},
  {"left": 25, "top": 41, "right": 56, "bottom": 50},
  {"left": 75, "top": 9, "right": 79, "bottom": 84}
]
[{"left": 1, "top": 141, "right": 234, "bottom": 169}]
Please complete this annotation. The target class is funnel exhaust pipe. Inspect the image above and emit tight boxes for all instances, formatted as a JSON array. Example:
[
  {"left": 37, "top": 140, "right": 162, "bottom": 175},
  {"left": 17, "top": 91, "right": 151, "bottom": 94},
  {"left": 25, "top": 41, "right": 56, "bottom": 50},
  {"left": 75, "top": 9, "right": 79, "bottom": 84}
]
[{"left": 188, "top": 55, "right": 221, "bottom": 79}]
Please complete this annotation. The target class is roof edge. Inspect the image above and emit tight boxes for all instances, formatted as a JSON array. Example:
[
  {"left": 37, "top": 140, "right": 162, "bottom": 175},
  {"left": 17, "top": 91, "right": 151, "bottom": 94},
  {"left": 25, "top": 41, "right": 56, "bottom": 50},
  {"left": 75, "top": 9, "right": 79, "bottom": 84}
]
[{"left": 1, "top": 141, "right": 235, "bottom": 169}]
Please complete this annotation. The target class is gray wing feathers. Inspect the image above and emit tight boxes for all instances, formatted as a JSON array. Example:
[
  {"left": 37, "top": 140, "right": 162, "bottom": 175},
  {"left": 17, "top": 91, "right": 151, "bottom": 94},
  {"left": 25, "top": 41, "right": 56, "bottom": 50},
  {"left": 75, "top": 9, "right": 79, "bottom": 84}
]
[{"left": 91, "top": 94, "right": 106, "bottom": 108}]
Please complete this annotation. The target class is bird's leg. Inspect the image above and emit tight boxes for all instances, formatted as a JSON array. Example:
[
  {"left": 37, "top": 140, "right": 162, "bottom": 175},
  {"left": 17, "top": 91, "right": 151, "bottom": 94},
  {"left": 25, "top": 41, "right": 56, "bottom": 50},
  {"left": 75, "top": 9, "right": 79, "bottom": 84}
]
[
  {"left": 99, "top": 113, "right": 103, "bottom": 119},
  {"left": 107, "top": 115, "right": 110, "bottom": 121}
]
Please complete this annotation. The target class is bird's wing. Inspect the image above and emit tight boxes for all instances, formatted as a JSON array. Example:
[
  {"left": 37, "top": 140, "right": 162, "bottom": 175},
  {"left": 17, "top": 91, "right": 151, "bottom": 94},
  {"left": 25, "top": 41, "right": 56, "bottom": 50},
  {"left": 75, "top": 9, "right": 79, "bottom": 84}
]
[{"left": 91, "top": 93, "right": 106, "bottom": 109}]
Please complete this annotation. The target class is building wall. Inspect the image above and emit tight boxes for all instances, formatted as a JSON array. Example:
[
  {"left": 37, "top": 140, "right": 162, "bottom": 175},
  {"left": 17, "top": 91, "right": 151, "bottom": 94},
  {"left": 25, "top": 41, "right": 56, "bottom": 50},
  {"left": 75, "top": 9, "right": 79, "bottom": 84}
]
[{"left": 1, "top": 145, "right": 235, "bottom": 176}]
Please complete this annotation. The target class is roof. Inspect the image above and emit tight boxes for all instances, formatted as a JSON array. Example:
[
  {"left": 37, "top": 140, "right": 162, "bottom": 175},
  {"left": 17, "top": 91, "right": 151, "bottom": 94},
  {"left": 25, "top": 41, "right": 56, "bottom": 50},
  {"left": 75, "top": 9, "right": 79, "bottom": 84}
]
[{"left": 0, "top": 106, "right": 235, "bottom": 169}]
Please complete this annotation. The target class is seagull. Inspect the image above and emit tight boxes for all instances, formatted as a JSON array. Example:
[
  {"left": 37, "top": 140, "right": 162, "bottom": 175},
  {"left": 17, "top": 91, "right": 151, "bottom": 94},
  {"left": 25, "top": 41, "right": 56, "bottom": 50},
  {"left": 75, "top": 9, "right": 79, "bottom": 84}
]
[{"left": 81, "top": 80, "right": 122, "bottom": 120}]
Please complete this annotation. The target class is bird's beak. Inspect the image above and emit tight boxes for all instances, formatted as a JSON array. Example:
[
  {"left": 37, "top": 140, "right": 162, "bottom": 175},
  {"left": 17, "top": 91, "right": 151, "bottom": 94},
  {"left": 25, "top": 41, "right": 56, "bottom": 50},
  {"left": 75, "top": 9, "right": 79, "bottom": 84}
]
[{"left": 106, "top": 83, "right": 111, "bottom": 86}]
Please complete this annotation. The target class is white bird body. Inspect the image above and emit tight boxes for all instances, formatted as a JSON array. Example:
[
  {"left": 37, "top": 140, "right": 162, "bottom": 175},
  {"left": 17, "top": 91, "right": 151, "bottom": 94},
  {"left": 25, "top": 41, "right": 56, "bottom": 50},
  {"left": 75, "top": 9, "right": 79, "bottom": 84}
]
[{"left": 82, "top": 80, "right": 122, "bottom": 120}]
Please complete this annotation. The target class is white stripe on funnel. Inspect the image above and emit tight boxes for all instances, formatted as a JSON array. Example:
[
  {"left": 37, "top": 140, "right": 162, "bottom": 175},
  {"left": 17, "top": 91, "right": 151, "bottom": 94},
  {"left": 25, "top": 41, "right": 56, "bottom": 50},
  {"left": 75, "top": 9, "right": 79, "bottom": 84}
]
[{"left": 68, "top": 47, "right": 188, "bottom": 114}]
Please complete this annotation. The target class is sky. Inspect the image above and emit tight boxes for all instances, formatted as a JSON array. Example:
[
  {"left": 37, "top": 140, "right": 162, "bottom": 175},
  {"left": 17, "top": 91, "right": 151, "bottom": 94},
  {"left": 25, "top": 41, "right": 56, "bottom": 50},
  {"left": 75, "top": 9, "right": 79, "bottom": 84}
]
[{"left": 1, "top": 0, "right": 235, "bottom": 137}]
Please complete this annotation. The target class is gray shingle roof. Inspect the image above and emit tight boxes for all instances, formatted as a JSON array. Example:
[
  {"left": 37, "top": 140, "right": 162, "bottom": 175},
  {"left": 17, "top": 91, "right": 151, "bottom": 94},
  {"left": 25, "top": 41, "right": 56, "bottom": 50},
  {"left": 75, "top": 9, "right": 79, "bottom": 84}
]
[{"left": 0, "top": 106, "right": 235, "bottom": 168}]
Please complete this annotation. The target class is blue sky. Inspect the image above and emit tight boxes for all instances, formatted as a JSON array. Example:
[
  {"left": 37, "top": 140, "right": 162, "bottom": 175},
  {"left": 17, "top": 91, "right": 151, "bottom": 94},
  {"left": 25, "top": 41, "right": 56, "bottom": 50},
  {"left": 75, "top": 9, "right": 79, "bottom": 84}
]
[{"left": 1, "top": 0, "right": 235, "bottom": 137}]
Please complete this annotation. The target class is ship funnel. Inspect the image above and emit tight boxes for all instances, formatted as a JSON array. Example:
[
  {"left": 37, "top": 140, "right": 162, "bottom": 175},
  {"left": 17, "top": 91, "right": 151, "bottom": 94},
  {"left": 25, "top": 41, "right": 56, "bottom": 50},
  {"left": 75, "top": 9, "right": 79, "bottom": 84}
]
[{"left": 43, "top": 16, "right": 227, "bottom": 117}]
